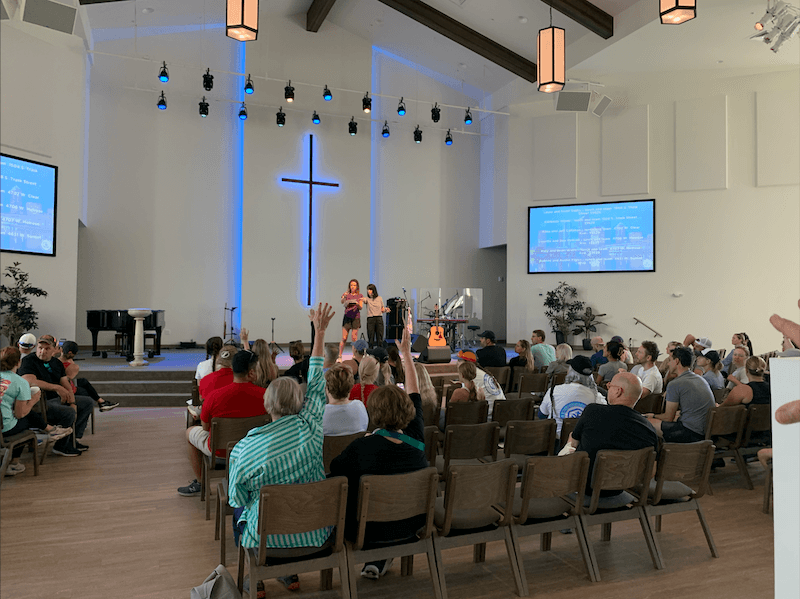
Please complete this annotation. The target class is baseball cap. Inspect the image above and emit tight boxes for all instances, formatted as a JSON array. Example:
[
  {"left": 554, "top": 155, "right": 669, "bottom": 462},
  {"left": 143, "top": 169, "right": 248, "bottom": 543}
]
[
  {"left": 457, "top": 350, "right": 477, "bottom": 363},
  {"left": 18, "top": 333, "right": 36, "bottom": 348},
  {"left": 610, "top": 335, "right": 624, "bottom": 344},
  {"left": 352, "top": 339, "right": 368, "bottom": 354},
  {"left": 37, "top": 334, "right": 57, "bottom": 347},
  {"left": 694, "top": 337, "right": 713, "bottom": 349},
  {"left": 478, "top": 330, "right": 496, "bottom": 342},
  {"left": 701, "top": 349, "right": 720, "bottom": 364},
  {"left": 566, "top": 355, "right": 593, "bottom": 376}
]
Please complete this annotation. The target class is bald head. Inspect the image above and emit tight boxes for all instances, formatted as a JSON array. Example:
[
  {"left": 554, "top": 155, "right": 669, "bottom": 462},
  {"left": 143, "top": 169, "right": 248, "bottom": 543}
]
[
  {"left": 607, "top": 372, "right": 642, "bottom": 408},
  {"left": 590, "top": 336, "right": 604, "bottom": 351}
]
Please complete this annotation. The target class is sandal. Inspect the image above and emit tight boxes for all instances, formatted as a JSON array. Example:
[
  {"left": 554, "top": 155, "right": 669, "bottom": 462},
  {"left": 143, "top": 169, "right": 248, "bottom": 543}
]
[{"left": 278, "top": 575, "right": 300, "bottom": 591}]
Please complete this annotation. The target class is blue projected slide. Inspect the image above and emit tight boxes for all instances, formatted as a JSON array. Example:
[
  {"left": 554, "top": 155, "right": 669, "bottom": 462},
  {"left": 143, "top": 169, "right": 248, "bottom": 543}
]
[
  {"left": 528, "top": 199, "right": 655, "bottom": 273},
  {"left": 1, "top": 154, "right": 58, "bottom": 257}
]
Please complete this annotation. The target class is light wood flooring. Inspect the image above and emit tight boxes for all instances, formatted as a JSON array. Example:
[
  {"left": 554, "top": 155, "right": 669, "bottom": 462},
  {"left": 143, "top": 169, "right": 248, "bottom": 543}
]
[{"left": 0, "top": 407, "right": 774, "bottom": 599}]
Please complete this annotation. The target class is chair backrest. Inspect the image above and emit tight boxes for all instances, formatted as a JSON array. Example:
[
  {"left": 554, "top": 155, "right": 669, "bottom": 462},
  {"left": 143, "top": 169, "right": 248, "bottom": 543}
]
[
  {"left": 742, "top": 404, "right": 772, "bottom": 446},
  {"left": 651, "top": 441, "right": 714, "bottom": 504},
  {"left": 491, "top": 398, "right": 534, "bottom": 427},
  {"left": 445, "top": 399, "right": 489, "bottom": 426},
  {"left": 552, "top": 372, "right": 567, "bottom": 386},
  {"left": 518, "top": 452, "right": 590, "bottom": 521},
  {"left": 191, "top": 378, "right": 201, "bottom": 405},
  {"left": 712, "top": 388, "right": 727, "bottom": 404},
  {"left": 443, "top": 422, "right": 500, "bottom": 469},
  {"left": 439, "top": 459, "right": 518, "bottom": 536},
  {"left": 323, "top": 431, "right": 366, "bottom": 473},
  {"left": 209, "top": 414, "right": 272, "bottom": 455},
  {"left": 483, "top": 366, "right": 511, "bottom": 391},
  {"left": 504, "top": 419, "right": 557, "bottom": 458},
  {"left": 423, "top": 425, "right": 439, "bottom": 466},
  {"left": 255, "top": 477, "right": 348, "bottom": 565},
  {"left": 634, "top": 393, "right": 665, "bottom": 415},
  {"left": 704, "top": 405, "right": 747, "bottom": 447},
  {"left": 422, "top": 400, "right": 440, "bottom": 428},
  {"left": 518, "top": 373, "right": 548, "bottom": 395},
  {"left": 352, "top": 467, "right": 439, "bottom": 550},
  {"left": 586, "top": 447, "right": 656, "bottom": 514},
  {"left": 559, "top": 417, "right": 580, "bottom": 450}
]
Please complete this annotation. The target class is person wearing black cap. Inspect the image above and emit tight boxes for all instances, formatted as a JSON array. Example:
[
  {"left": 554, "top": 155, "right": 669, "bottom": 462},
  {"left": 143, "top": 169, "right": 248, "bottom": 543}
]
[
  {"left": 694, "top": 348, "right": 724, "bottom": 390},
  {"left": 537, "top": 355, "right": 606, "bottom": 438},
  {"left": 476, "top": 330, "right": 507, "bottom": 368}
]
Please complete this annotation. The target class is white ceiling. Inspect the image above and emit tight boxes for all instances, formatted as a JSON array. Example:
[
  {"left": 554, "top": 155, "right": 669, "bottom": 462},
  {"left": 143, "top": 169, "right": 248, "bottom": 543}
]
[{"left": 82, "top": 0, "right": 799, "bottom": 97}]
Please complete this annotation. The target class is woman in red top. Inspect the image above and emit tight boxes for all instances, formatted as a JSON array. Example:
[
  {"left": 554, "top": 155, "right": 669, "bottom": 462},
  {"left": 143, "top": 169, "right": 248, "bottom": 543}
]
[
  {"left": 339, "top": 279, "right": 364, "bottom": 360},
  {"left": 349, "top": 355, "right": 379, "bottom": 406}
]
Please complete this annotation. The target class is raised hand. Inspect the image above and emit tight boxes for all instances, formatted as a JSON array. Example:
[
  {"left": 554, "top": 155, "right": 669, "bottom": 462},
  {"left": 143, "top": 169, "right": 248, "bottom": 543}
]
[
  {"left": 769, "top": 299, "right": 800, "bottom": 425},
  {"left": 396, "top": 324, "right": 411, "bottom": 355},
  {"left": 310, "top": 303, "right": 335, "bottom": 331}
]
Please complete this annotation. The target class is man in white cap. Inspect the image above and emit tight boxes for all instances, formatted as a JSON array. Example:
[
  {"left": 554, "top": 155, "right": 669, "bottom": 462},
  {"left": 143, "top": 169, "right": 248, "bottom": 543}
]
[{"left": 17, "top": 333, "right": 37, "bottom": 356}]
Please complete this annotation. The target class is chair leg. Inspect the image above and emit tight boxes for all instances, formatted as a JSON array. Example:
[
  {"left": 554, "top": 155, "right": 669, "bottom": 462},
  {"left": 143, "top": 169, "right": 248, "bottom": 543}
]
[
  {"left": 424, "top": 538, "right": 444, "bottom": 599},
  {"left": 236, "top": 544, "right": 245, "bottom": 593},
  {"left": 733, "top": 450, "right": 754, "bottom": 490},
  {"left": 507, "top": 526, "right": 529, "bottom": 596},
  {"left": 401, "top": 555, "right": 414, "bottom": 576},
  {"left": 600, "top": 522, "right": 612, "bottom": 542},
  {"left": 572, "top": 516, "right": 598, "bottom": 583},
  {"left": 763, "top": 466, "right": 773, "bottom": 514},
  {"left": 30, "top": 437, "right": 40, "bottom": 476},
  {"left": 337, "top": 550, "right": 351, "bottom": 599},
  {"left": 90, "top": 408, "right": 95, "bottom": 435},
  {"left": 654, "top": 514, "right": 662, "bottom": 533},
  {"left": 695, "top": 503, "right": 719, "bottom": 558},
  {"left": 473, "top": 542, "right": 486, "bottom": 563},
  {"left": 638, "top": 507, "right": 664, "bottom": 570},
  {"left": 346, "top": 546, "right": 360, "bottom": 599},
  {"left": 432, "top": 535, "right": 449, "bottom": 599},
  {"left": 319, "top": 568, "right": 333, "bottom": 591},
  {"left": 540, "top": 532, "right": 552, "bottom": 551},
  {"left": 200, "top": 458, "right": 207, "bottom": 502},
  {"left": 578, "top": 516, "right": 601, "bottom": 582}
]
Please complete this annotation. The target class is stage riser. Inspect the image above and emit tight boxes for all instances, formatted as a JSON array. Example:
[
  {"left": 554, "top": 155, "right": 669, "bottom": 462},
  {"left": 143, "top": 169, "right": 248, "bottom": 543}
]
[
  {"left": 78, "top": 369, "right": 193, "bottom": 381},
  {"left": 92, "top": 380, "right": 192, "bottom": 395},
  {"left": 97, "top": 393, "right": 191, "bottom": 407}
]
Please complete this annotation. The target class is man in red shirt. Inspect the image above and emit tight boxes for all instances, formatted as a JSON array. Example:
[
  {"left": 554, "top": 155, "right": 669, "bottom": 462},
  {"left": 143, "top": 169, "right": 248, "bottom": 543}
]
[{"left": 178, "top": 350, "right": 268, "bottom": 496}]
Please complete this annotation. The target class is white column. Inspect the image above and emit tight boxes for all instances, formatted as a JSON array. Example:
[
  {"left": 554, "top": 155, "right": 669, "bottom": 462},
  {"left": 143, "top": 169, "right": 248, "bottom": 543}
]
[{"left": 127, "top": 309, "right": 152, "bottom": 367}]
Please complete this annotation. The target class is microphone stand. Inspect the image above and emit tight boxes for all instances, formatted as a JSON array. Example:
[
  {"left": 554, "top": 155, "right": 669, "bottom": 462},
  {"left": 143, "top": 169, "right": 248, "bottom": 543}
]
[
  {"left": 223, "top": 304, "right": 238, "bottom": 343},
  {"left": 270, "top": 317, "right": 284, "bottom": 354}
]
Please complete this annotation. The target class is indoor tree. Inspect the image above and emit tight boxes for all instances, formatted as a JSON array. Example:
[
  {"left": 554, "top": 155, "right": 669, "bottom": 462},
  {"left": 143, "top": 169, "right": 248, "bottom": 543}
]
[{"left": 0, "top": 262, "right": 48, "bottom": 344}]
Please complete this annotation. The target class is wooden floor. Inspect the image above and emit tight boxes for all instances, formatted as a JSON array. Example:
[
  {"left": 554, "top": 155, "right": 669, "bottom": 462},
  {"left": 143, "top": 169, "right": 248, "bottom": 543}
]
[{"left": 0, "top": 408, "right": 775, "bottom": 599}]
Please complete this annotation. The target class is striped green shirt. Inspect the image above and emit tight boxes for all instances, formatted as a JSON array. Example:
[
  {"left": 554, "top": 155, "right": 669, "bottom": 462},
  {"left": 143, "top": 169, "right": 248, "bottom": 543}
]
[{"left": 228, "top": 356, "right": 328, "bottom": 549}]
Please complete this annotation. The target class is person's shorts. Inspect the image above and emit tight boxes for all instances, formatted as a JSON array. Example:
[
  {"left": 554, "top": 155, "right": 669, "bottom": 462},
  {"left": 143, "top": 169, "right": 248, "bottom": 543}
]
[
  {"left": 187, "top": 425, "right": 213, "bottom": 456},
  {"left": 661, "top": 421, "right": 704, "bottom": 443},
  {"left": 343, "top": 316, "right": 361, "bottom": 330}
]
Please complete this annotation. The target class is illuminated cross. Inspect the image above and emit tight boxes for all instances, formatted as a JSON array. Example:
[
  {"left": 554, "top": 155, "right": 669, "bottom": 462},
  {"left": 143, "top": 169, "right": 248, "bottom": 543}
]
[{"left": 281, "top": 134, "right": 340, "bottom": 306}]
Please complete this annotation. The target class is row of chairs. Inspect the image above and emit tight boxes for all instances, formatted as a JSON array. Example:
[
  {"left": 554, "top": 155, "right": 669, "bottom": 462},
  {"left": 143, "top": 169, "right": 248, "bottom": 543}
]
[
  {"left": 704, "top": 404, "right": 771, "bottom": 491},
  {"left": 234, "top": 440, "right": 718, "bottom": 598}
]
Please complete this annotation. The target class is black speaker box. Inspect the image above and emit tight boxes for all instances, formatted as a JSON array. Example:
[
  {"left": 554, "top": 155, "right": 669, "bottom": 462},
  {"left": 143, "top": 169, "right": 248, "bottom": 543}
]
[
  {"left": 411, "top": 334, "right": 428, "bottom": 353},
  {"left": 426, "top": 347, "right": 452, "bottom": 363}
]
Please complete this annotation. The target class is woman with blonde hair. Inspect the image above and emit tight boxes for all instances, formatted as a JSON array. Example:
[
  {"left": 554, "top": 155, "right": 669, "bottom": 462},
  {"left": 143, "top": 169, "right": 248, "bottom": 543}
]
[
  {"left": 509, "top": 339, "right": 535, "bottom": 372},
  {"left": 349, "top": 355, "right": 380, "bottom": 406},
  {"left": 251, "top": 338, "right": 279, "bottom": 388},
  {"left": 721, "top": 357, "right": 770, "bottom": 406},
  {"left": 414, "top": 362, "right": 438, "bottom": 413},
  {"left": 546, "top": 343, "right": 573, "bottom": 378}
]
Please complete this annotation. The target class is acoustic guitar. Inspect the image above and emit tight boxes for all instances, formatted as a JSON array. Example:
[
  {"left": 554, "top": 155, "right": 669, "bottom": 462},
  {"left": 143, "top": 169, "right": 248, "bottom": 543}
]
[{"left": 428, "top": 304, "right": 447, "bottom": 347}]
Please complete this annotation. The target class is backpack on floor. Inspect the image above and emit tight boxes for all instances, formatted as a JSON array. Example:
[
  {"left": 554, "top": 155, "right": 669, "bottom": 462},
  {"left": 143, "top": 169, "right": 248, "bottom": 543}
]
[{"left": 190, "top": 564, "right": 242, "bottom": 599}]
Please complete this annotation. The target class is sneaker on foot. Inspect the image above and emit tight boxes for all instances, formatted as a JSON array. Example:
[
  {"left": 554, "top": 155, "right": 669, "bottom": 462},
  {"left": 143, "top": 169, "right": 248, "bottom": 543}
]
[
  {"left": 75, "top": 441, "right": 90, "bottom": 451},
  {"left": 4, "top": 462, "right": 25, "bottom": 476},
  {"left": 177, "top": 479, "right": 201, "bottom": 496},
  {"left": 278, "top": 575, "right": 300, "bottom": 591},
  {"left": 361, "top": 558, "right": 393, "bottom": 579},
  {"left": 52, "top": 445, "right": 82, "bottom": 457},
  {"left": 99, "top": 400, "right": 119, "bottom": 412},
  {"left": 49, "top": 426, "right": 73, "bottom": 441}
]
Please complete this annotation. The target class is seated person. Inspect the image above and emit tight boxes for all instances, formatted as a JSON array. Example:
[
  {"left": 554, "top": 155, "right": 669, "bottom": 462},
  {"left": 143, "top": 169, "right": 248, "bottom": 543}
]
[
  {"left": 545, "top": 343, "right": 573, "bottom": 379},
  {"left": 342, "top": 339, "right": 368, "bottom": 379},
  {"left": 476, "top": 330, "right": 507, "bottom": 368},
  {"left": 198, "top": 345, "right": 238, "bottom": 399},
  {"left": 596, "top": 341, "right": 625, "bottom": 388},
  {"left": 508, "top": 339, "right": 535, "bottom": 373},
  {"left": 529, "top": 330, "right": 556, "bottom": 369},
  {"left": 414, "top": 362, "right": 440, "bottom": 417},
  {"left": 722, "top": 332, "right": 752, "bottom": 374},
  {"left": 349, "top": 355, "right": 380, "bottom": 406},
  {"left": 386, "top": 344, "right": 405, "bottom": 386},
  {"left": 659, "top": 341, "right": 682, "bottom": 385},
  {"left": 538, "top": 355, "right": 606, "bottom": 438},
  {"left": 563, "top": 372, "right": 658, "bottom": 499},
  {"left": 646, "top": 346, "right": 715, "bottom": 443},
  {"left": 195, "top": 336, "right": 224, "bottom": 380},
  {"left": 228, "top": 304, "right": 335, "bottom": 592},
  {"left": 18, "top": 335, "right": 93, "bottom": 457},
  {"left": 456, "top": 350, "right": 505, "bottom": 417},
  {"left": 726, "top": 346, "right": 750, "bottom": 390},
  {"left": 610, "top": 335, "right": 634, "bottom": 365},
  {"left": 178, "top": 350, "right": 268, "bottom": 496},
  {"left": 17, "top": 333, "right": 37, "bottom": 357},
  {"left": 323, "top": 343, "right": 339, "bottom": 372},
  {"left": 589, "top": 336, "right": 607, "bottom": 369},
  {"left": 330, "top": 327, "right": 427, "bottom": 580},
  {"left": 777, "top": 333, "right": 800, "bottom": 357},
  {"left": 323, "top": 364, "right": 368, "bottom": 436},
  {"left": 630, "top": 341, "right": 663, "bottom": 399},
  {"left": 247, "top": 336, "right": 279, "bottom": 389},
  {"left": 284, "top": 340, "right": 310, "bottom": 384},
  {"left": 695, "top": 349, "right": 725, "bottom": 390},
  {"left": 58, "top": 341, "right": 119, "bottom": 411},
  {"left": 720, "top": 357, "right": 770, "bottom": 407}
]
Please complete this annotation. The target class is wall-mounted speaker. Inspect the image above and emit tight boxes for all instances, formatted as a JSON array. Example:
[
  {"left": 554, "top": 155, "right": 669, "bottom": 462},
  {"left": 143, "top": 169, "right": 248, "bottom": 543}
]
[
  {"left": 22, "top": 0, "right": 77, "bottom": 35},
  {"left": 592, "top": 95, "right": 613, "bottom": 117},
  {"left": 555, "top": 90, "right": 592, "bottom": 112}
]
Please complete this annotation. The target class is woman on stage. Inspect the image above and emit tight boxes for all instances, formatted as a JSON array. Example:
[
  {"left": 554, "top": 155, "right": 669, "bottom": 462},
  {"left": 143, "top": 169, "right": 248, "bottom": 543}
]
[
  {"left": 340, "top": 279, "right": 364, "bottom": 360},
  {"left": 365, "top": 283, "right": 390, "bottom": 348}
]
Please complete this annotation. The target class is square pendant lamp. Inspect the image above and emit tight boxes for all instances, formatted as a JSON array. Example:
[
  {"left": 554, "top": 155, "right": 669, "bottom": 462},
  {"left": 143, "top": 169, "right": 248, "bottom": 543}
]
[
  {"left": 227, "top": 0, "right": 259, "bottom": 41},
  {"left": 660, "top": 0, "right": 696, "bottom": 24},
  {"left": 537, "top": 26, "right": 565, "bottom": 93}
]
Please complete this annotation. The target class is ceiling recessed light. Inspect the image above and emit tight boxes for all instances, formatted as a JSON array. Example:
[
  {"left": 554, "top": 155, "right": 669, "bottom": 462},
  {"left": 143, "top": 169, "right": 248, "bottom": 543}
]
[
  {"left": 142, "top": 8, "right": 154, "bottom": 14},
  {"left": 458, "top": 62, "right": 467, "bottom": 69},
  {"left": 518, "top": 16, "right": 528, "bottom": 23}
]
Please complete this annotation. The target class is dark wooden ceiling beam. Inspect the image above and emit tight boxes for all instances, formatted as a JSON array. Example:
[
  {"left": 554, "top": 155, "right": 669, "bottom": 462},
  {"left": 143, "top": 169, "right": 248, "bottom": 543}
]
[
  {"left": 376, "top": 0, "right": 537, "bottom": 84},
  {"left": 539, "top": 0, "right": 614, "bottom": 40},
  {"left": 306, "top": 0, "right": 338, "bottom": 32}
]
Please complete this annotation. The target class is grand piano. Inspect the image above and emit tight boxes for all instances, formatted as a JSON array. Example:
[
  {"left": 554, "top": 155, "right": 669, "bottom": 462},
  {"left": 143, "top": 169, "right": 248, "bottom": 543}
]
[{"left": 86, "top": 310, "right": 165, "bottom": 356}]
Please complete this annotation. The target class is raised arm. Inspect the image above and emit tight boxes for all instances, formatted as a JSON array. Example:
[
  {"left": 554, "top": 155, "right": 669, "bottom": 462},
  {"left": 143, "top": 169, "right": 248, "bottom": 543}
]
[
  {"left": 311, "top": 303, "right": 335, "bottom": 357},
  {"left": 397, "top": 326, "right": 418, "bottom": 395}
]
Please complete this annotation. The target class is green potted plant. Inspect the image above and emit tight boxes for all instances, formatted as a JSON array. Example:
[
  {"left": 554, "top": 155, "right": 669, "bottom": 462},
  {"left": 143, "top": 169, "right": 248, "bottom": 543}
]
[
  {"left": 543, "top": 282, "right": 584, "bottom": 345},
  {"left": 0, "top": 262, "right": 48, "bottom": 344},
  {"left": 572, "top": 307, "right": 607, "bottom": 350}
]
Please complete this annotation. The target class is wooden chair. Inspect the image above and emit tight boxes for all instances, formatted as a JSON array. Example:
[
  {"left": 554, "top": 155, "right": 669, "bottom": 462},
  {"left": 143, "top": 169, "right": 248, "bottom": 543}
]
[
  {"left": 186, "top": 379, "right": 202, "bottom": 428},
  {"left": 508, "top": 452, "right": 597, "bottom": 588},
  {"left": 346, "top": 467, "right": 442, "bottom": 599},
  {"left": 763, "top": 460, "right": 773, "bottom": 514},
  {"left": 483, "top": 366, "right": 511, "bottom": 393},
  {"left": 512, "top": 373, "right": 547, "bottom": 399},
  {"left": 577, "top": 447, "right": 662, "bottom": 581},
  {"left": 634, "top": 393, "right": 665, "bottom": 415},
  {"left": 323, "top": 431, "right": 366, "bottom": 474},
  {"left": 443, "top": 400, "right": 488, "bottom": 427},
  {"left": 559, "top": 417, "right": 580, "bottom": 451},
  {"left": 436, "top": 422, "right": 499, "bottom": 478},
  {"left": 0, "top": 447, "right": 10, "bottom": 481},
  {"left": 704, "top": 405, "right": 752, "bottom": 490},
  {"left": 215, "top": 441, "right": 238, "bottom": 566},
  {"left": 433, "top": 459, "right": 526, "bottom": 598},
  {"left": 201, "top": 414, "right": 272, "bottom": 520},
  {"left": 424, "top": 426, "right": 439, "bottom": 467},
  {"left": 236, "top": 477, "right": 351, "bottom": 599},
  {"left": 422, "top": 400, "right": 440, "bottom": 428},
  {"left": 740, "top": 404, "right": 772, "bottom": 455},
  {"left": 712, "top": 388, "right": 727, "bottom": 404},
  {"left": 552, "top": 372, "right": 567, "bottom": 386},
  {"left": 0, "top": 427, "right": 40, "bottom": 477},
  {"left": 503, "top": 419, "right": 557, "bottom": 473},
  {"left": 645, "top": 441, "right": 718, "bottom": 567},
  {"left": 491, "top": 398, "right": 535, "bottom": 441}
]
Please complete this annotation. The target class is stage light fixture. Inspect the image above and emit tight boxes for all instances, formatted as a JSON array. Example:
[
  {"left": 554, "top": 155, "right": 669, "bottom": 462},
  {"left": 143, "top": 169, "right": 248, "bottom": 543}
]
[
  {"left": 158, "top": 61, "right": 169, "bottom": 83},
  {"left": 203, "top": 68, "right": 214, "bottom": 91},
  {"left": 464, "top": 108, "right": 473, "bottom": 125},
  {"left": 659, "top": 0, "right": 696, "bottom": 24},
  {"left": 362, "top": 92, "right": 371, "bottom": 113},
  {"left": 199, "top": 97, "right": 209, "bottom": 117},
  {"left": 157, "top": 91, "right": 167, "bottom": 110},
  {"left": 226, "top": 0, "right": 259, "bottom": 41},
  {"left": 276, "top": 107, "right": 286, "bottom": 127},
  {"left": 244, "top": 74, "right": 254, "bottom": 94},
  {"left": 323, "top": 85, "right": 333, "bottom": 101},
  {"left": 397, "top": 97, "right": 406, "bottom": 116},
  {"left": 349, "top": 117, "right": 358, "bottom": 135},
  {"left": 285, "top": 81, "right": 295, "bottom": 103},
  {"left": 750, "top": 2, "right": 800, "bottom": 53},
  {"left": 413, "top": 125, "right": 422, "bottom": 143},
  {"left": 382, "top": 121, "right": 390, "bottom": 138},
  {"left": 445, "top": 129, "right": 453, "bottom": 146},
  {"left": 431, "top": 102, "right": 440, "bottom": 123},
  {"left": 238, "top": 102, "right": 248, "bottom": 120},
  {"left": 312, "top": 111, "right": 321, "bottom": 124}
]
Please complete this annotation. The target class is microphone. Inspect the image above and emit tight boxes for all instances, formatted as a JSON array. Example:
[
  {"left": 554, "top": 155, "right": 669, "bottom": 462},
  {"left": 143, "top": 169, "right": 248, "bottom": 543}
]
[{"left": 402, "top": 287, "right": 406, "bottom": 292}]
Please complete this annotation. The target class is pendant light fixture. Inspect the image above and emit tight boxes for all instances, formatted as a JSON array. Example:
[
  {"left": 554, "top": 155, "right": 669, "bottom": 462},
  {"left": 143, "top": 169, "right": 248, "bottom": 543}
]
[
  {"left": 537, "top": 9, "right": 565, "bottom": 93},
  {"left": 659, "top": 0, "right": 696, "bottom": 24},
  {"left": 226, "top": 0, "right": 259, "bottom": 41}
]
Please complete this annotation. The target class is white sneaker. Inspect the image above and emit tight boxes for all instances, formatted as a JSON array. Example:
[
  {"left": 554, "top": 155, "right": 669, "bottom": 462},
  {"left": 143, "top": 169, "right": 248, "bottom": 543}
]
[
  {"left": 361, "top": 558, "right": 393, "bottom": 579},
  {"left": 4, "top": 462, "right": 25, "bottom": 476}
]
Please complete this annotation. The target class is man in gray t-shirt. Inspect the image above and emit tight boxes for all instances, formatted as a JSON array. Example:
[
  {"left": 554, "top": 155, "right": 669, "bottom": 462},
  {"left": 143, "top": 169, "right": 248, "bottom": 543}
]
[{"left": 646, "top": 347, "right": 714, "bottom": 442}]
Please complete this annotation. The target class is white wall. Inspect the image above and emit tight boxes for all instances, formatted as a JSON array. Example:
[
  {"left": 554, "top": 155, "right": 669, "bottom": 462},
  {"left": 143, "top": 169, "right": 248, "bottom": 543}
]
[
  {"left": 506, "top": 69, "right": 800, "bottom": 353},
  {"left": 0, "top": 22, "right": 87, "bottom": 343}
]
